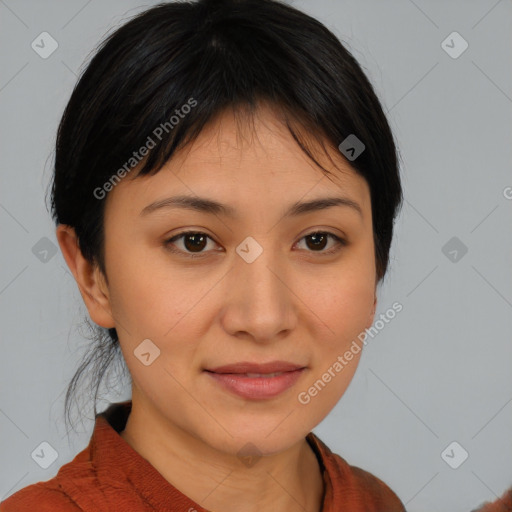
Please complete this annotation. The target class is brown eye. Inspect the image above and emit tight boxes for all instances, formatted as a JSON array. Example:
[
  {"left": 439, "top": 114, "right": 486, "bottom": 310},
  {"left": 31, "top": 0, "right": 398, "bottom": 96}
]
[
  {"left": 164, "top": 231, "right": 216, "bottom": 257},
  {"left": 296, "top": 231, "right": 346, "bottom": 255}
]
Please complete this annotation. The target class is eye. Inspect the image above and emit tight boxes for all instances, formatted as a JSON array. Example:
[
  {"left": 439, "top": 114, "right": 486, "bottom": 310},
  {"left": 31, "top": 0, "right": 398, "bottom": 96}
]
[
  {"left": 163, "top": 230, "right": 346, "bottom": 258},
  {"left": 164, "top": 231, "right": 218, "bottom": 258},
  {"left": 296, "top": 231, "right": 346, "bottom": 255}
]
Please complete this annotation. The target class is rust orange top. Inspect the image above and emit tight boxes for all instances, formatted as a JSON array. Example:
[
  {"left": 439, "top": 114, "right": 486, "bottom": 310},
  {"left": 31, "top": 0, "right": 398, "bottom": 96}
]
[{"left": 1, "top": 401, "right": 406, "bottom": 511}]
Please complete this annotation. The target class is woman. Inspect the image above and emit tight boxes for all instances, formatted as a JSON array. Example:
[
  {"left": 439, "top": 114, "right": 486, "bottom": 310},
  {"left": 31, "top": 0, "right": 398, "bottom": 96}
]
[{"left": 0, "top": 0, "right": 407, "bottom": 510}]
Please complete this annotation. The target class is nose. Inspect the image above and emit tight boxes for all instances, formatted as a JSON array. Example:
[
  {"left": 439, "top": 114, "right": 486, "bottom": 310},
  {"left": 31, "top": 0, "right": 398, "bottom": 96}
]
[{"left": 219, "top": 241, "right": 298, "bottom": 343}]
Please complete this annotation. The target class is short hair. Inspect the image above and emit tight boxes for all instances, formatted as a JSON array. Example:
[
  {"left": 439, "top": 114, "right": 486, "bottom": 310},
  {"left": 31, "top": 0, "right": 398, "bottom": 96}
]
[{"left": 49, "top": 0, "right": 403, "bottom": 426}]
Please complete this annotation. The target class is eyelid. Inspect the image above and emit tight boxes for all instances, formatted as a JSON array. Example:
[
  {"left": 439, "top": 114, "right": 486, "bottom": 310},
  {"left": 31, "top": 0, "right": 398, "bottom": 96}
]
[{"left": 164, "top": 229, "right": 347, "bottom": 258}]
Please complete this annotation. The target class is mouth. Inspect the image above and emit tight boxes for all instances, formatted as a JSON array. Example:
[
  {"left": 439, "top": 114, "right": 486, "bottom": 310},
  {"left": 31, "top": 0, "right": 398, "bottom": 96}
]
[{"left": 204, "top": 361, "right": 307, "bottom": 400}]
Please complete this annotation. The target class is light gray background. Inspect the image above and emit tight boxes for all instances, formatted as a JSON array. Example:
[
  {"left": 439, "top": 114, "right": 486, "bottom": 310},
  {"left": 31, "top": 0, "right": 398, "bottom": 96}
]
[{"left": 1, "top": 1, "right": 511, "bottom": 511}]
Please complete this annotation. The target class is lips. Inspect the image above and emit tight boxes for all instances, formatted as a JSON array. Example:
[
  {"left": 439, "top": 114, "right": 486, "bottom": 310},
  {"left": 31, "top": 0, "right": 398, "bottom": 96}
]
[
  {"left": 206, "top": 361, "right": 305, "bottom": 375},
  {"left": 204, "top": 361, "right": 307, "bottom": 400}
]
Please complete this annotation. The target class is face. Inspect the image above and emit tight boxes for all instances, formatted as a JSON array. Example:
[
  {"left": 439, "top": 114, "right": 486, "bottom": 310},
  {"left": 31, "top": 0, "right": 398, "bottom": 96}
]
[{"left": 89, "top": 105, "right": 377, "bottom": 456}]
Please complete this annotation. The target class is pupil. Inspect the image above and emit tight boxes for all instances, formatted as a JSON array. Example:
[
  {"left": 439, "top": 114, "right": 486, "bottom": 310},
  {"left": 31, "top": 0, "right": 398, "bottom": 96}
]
[
  {"left": 307, "top": 233, "right": 327, "bottom": 251},
  {"left": 185, "top": 233, "right": 206, "bottom": 252}
]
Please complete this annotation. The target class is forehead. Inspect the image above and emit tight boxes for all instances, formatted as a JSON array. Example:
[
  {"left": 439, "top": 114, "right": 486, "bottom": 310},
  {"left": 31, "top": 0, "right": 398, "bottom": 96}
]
[
  {"left": 171, "top": 105, "right": 356, "bottom": 179},
  {"left": 105, "top": 105, "right": 371, "bottom": 218}
]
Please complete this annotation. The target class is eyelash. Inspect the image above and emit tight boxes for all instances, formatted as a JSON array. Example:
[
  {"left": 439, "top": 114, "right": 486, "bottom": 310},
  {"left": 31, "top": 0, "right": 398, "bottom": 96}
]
[{"left": 163, "top": 230, "right": 347, "bottom": 259}]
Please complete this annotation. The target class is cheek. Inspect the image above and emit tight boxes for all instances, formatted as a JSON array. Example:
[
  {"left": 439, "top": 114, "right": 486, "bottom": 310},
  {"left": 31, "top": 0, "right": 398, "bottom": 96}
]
[
  {"left": 314, "top": 253, "right": 375, "bottom": 339},
  {"left": 303, "top": 251, "right": 375, "bottom": 400},
  {"left": 313, "top": 285, "right": 373, "bottom": 372},
  {"left": 299, "top": 268, "right": 374, "bottom": 418},
  {"left": 104, "top": 247, "right": 218, "bottom": 369},
  {"left": 330, "top": 278, "right": 374, "bottom": 331},
  {"left": 104, "top": 244, "right": 180, "bottom": 339}
]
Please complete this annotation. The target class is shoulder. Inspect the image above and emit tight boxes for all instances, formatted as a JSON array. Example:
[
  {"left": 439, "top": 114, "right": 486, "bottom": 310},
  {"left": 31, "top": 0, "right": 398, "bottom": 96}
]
[
  {"left": 0, "top": 482, "right": 83, "bottom": 512},
  {"left": 330, "top": 451, "right": 406, "bottom": 511},
  {"left": 307, "top": 433, "right": 406, "bottom": 511},
  {"left": 346, "top": 461, "right": 406, "bottom": 510},
  {"left": 0, "top": 449, "right": 105, "bottom": 512}
]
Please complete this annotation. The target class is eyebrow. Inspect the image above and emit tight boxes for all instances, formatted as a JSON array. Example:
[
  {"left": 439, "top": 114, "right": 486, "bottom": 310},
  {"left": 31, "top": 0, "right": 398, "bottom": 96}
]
[{"left": 140, "top": 194, "right": 363, "bottom": 219}]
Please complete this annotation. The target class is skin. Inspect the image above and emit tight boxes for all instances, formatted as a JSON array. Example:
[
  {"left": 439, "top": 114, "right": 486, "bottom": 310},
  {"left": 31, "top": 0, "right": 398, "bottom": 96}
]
[{"left": 57, "top": 103, "right": 378, "bottom": 512}]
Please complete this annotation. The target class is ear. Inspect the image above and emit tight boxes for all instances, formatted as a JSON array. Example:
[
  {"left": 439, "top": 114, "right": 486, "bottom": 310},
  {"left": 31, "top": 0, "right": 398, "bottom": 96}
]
[
  {"left": 56, "top": 224, "right": 115, "bottom": 329},
  {"left": 366, "top": 293, "right": 377, "bottom": 329}
]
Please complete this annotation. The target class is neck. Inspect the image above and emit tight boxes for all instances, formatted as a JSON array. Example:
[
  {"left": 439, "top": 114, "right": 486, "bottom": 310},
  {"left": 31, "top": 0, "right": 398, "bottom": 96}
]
[{"left": 120, "top": 394, "right": 324, "bottom": 512}]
